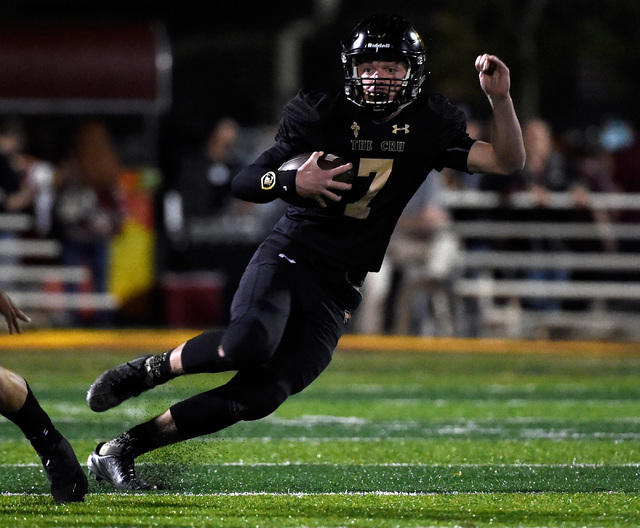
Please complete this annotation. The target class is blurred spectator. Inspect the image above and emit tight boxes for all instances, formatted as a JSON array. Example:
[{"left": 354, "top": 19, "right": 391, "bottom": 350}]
[
  {"left": 0, "top": 120, "right": 25, "bottom": 212},
  {"left": 356, "top": 172, "right": 463, "bottom": 336},
  {"left": 567, "top": 126, "right": 618, "bottom": 253},
  {"left": 175, "top": 116, "right": 245, "bottom": 219},
  {"left": 4, "top": 135, "right": 57, "bottom": 240},
  {"left": 53, "top": 119, "right": 124, "bottom": 324},
  {"left": 165, "top": 116, "right": 255, "bottom": 249},
  {"left": 353, "top": 262, "right": 392, "bottom": 335},
  {"left": 512, "top": 118, "right": 591, "bottom": 311},
  {"left": 608, "top": 119, "right": 640, "bottom": 294},
  {"left": 610, "top": 119, "right": 640, "bottom": 225},
  {"left": 164, "top": 117, "right": 277, "bottom": 325},
  {"left": 8, "top": 154, "right": 56, "bottom": 238},
  {"left": 0, "top": 119, "right": 57, "bottom": 237},
  {"left": 572, "top": 137, "right": 616, "bottom": 195},
  {"left": 0, "top": 120, "right": 28, "bottom": 290}
]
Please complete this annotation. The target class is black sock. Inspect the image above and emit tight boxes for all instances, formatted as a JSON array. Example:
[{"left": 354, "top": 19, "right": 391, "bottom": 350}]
[
  {"left": 181, "top": 329, "right": 232, "bottom": 373},
  {"left": 100, "top": 420, "right": 174, "bottom": 458},
  {"left": 0, "top": 384, "right": 62, "bottom": 453}
]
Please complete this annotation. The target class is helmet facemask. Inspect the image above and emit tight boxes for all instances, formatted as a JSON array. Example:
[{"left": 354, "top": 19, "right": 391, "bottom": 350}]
[{"left": 343, "top": 54, "right": 423, "bottom": 117}]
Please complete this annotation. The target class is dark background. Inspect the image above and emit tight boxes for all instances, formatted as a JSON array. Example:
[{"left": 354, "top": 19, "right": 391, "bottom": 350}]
[
  {"left": 2, "top": 0, "right": 639, "bottom": 326},
  {"left": 2, "top": 0, "right": 639, "bottom": 131}
]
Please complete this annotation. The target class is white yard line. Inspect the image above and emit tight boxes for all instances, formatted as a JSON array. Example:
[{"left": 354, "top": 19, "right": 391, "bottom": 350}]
[{"left": 3, "top": 462, "right": 640, "bottom": 469}]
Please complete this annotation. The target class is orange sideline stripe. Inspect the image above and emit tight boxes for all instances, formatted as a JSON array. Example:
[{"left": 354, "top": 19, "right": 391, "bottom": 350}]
[
  {"left": 338, "top": 334, "right": 640, "bottom": 356},
  {"left": 0, "top": 329, "right": 639, "bottom": 356}
]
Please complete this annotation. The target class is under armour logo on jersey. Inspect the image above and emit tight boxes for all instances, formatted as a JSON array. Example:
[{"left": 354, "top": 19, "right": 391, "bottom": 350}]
[
  {"left": 261, "top": 171, "right": 276, "bottom": 190},
  {"left": 351, "top": 121, "right": 361, "bottom": 138},
  {"left": 392, "top": 124, "right": 410, "bottom": 134},
  {"left": 344, "top": 310, "right": 351, "bottom": 325}
]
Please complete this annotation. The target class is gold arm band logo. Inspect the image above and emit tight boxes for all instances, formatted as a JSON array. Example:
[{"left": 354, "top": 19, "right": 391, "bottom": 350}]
[{"left": 261, "top": 171, "right": 276, "bottom": 190}]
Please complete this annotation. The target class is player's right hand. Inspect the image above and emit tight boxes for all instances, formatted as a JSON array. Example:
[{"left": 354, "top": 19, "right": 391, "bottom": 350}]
[
  {"left": 475, "top": 54, "right": 511, "bottom": 99},
  {"left": 295, "top": 151, "right": 353, "bottom": 208}
]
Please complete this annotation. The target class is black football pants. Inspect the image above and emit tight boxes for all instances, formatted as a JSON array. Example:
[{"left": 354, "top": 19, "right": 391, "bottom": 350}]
[{"left": 169, "top": 234, "right": 362, "bottom": 440}]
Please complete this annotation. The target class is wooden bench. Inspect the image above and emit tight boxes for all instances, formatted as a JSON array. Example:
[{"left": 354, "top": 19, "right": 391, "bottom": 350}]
[
  {"left": 5, "top": 291, "right": 118, "bottom": 311},
  {"left": 0, "top": 213, "right": 33, "bottom": 232},
  {"left": 0, "top": 264, "right": 89, "bottom": 284},
  {"left": 0, "top": 238, "right": 62, "bottom": 259},
  {"left": 460, "top": 250, "right": 640, "bottom": 272},
  {"left": 441, "top": 190, "right": 640, "bottom": 340},
  {"left": 0, "top": 213, "right": 119, "bottom": 324}
]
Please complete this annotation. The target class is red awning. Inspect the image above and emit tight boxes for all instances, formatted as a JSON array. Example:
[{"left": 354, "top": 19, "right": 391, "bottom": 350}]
[{"left": 0, "top": 21, "right": 171, "bottom": 114}]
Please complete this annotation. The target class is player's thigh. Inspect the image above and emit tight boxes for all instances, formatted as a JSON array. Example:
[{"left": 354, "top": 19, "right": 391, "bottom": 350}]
[
  {"left": 270, "top": 288, "right": 360, "bottom": 395},
  {"left": 222, "top": 255, "right": 293, "bottom": 364}
]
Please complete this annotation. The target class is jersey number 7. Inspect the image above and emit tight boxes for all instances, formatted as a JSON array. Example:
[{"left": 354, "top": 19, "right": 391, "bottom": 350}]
[{"left": 344, "top": 158, "right": 393, "bottom": 220}]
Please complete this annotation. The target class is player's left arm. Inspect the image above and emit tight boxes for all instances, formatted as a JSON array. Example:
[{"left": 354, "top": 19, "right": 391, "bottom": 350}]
[{"left": 467, "top": 54, "right": 526, "bottom": 175}]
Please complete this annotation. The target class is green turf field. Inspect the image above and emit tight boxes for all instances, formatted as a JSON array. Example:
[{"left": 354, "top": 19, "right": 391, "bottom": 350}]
[{"left": 0, "top": 336, "right": 639, "bottom": 527}]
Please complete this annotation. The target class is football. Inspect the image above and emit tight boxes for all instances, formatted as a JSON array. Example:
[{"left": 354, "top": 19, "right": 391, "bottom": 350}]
[{"left": 278, "top": 152, "right": 354, "bottom": 183}]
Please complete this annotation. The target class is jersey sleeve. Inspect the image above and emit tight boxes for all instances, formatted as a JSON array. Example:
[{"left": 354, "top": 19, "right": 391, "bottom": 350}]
[
  {"left": 426, "top": 94, "right": 475, "bottom": 172},
  {"left": 435, "top": 134, "right": 476, "bottom": 173},
  {"left": 275, "top": 89, "right": 336, "bottom": 145}
]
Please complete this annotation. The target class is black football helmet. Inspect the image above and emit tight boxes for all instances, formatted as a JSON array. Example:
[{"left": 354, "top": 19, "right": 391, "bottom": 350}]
[{"left": 341, "top": 14, "right": 427, "bottom": 117}]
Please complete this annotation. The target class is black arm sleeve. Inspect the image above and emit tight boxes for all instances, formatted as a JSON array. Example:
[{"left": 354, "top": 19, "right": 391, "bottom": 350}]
[
  {"left": 436, "top": 135, "right": 477, "bottom": 173},
  {"left": 231, "top": 143, "right": 317, "bottom": 207},
  {"left": 232, "top": 90, "right": 337, "bottom": 207}
]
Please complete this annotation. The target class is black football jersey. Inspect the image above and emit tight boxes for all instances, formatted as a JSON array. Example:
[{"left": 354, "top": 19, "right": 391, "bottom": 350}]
[{"left": 232, "top": 89, "right": 474, "bottom": 273}]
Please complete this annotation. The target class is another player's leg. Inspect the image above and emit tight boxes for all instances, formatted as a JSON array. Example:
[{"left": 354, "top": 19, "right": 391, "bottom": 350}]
[{"left": 0, "top": 367, "right": 88, "bottom": 503}]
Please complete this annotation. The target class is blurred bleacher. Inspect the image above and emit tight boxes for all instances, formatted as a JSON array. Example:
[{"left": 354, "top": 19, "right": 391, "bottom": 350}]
[
  {"left": 5, "top": 188, "right": 640, "bottom": 341},
  {"left": 0, "top": 212, "right": 118, "bottom": 326},
  {"left": 444, "top": 189, "right": 640, "bottom": 341}
]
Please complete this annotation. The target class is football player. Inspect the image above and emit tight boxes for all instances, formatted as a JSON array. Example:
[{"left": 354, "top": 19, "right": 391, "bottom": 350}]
[
  {"left": 86, "top": 13, "right": 525, "bottom": 490},
  {"left": 0, "top": 288, "right": 88, "bottom": 502}
]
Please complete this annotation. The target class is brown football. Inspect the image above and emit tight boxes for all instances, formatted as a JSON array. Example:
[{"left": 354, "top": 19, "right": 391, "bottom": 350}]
[{"left": 278, "top": 152, "right": 354, "bottom": 183}]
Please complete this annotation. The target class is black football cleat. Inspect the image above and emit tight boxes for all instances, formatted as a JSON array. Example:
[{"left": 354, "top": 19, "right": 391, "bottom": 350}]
[
  {"left": 87, "top": 355, "right": 157, "bottom": 412},
  {"left": 87, "top": 443, "right": 156, "bottom": 491},
  {"left": 38, "top": 436, "right": 89, "bottom": 503}
]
